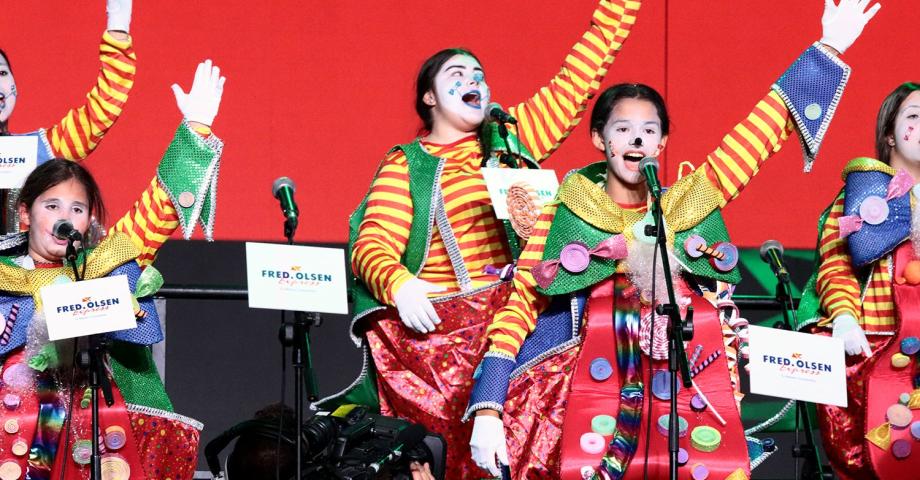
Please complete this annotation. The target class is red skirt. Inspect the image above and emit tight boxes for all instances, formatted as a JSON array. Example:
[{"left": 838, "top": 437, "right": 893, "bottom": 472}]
[{"left": 366, "top": 282, "right": 512, "bottom": 480}]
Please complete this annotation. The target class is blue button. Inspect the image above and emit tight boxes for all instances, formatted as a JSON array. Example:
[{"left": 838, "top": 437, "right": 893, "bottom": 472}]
[
  {"left": 590, "top": 357, "right": 613, "bottom": 381},
  {"left": 652, "top": 370, "right": 679, "bottom": 400},
  {"left": 901, "top": 336, "right": 920, "bottom": 356}
]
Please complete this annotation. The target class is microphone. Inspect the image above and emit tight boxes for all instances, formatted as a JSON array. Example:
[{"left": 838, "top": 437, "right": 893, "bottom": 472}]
[
  {"left": 638, "top": 156, "right": 662, "bottom": 199},
  {"left": 52, "top": 219, "right": 83, "bottom": 242},
  {"left": 272, "top": 176, "right": 299, "bottom": 239},
  {"left": 760, "top": 240, "right": 790, "bottom": 284},
  {"left": 488, "top": 103, "right": 517, "bottom": 125}
]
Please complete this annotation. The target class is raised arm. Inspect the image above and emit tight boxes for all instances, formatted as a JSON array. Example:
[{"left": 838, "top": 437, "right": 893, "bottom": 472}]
[
  {"left": 108, "top": 60, "right": 225, "bottom": 267},
  {"left": 696, "top": 0, "right": 879, "bottom": 205},
  {"left": 508, "top": 0, "right": 641, "bottom": 162},
  {"left": 47, "top": 0, "right": 136, "bottom": 160}
]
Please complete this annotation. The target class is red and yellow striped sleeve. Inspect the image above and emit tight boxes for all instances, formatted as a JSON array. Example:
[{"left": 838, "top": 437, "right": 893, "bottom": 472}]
[
  {"left": 509, "top": 0, "right": 640, "bottom": 162},
  {"left": 485, "top": 204, "right": 557, "bottom": 358},
  {"left": 48, "top": 31, "right": 136, "bottom": 160},
  {"left": 697, "top": 90, "right": 795, "bottom": 206},
  {"left": 108, "top": 177, "right": 179, "bottom": 269},
  {"left": 815, "top": 192, "right": 861, "bottom": 326},
  {"left": 351, "top": 150, "right": 415, "bottom": 306}
]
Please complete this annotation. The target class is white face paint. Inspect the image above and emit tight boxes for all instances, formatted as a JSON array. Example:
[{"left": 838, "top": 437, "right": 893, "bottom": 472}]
[
  {"left": 593, "top": 98, "right": 666, "bottom": 186},
  {"left": 893, "top": 91, "right": 920, "bottom": 165},
  {"left": 0, "top": 54, "right": 17, "bottom": 123},
  {"left": 429, "top": 54, "right": 491, "bottom": 135}
]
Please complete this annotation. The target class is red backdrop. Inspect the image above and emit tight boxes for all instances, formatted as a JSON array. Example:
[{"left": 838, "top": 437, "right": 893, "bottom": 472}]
[{"left": 2, "top": 1, "right": 917, "bottom": 247}]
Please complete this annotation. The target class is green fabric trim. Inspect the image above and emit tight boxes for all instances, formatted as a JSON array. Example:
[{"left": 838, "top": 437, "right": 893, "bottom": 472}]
[
  {"left": 487, "top": 123, "right": 537, "bottom": 166},
  {"left": 538, "top": 202, "right": 619, "bottom": 296},
  {"left": 156, "top": 122, "right": 223, "bottom": 241},
  {"left": 109, "top": 341, "right": 173, "bottom": 412},
  {"left": 795, "top": 193, "right": 839, "bottom": 330}
]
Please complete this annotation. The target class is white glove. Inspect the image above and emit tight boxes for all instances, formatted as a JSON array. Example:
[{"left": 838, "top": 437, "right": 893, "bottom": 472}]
[
  {"left": 171, "top": 60, "right": 226, "bottom": 127},
  {"left": 470, "top": 415, "right": 509, "bottom": 478},
  {"left": 393, "top": 277, "right": 445, "bottom": 333},
  {"left": 832, "top": 313, "right": 872, "bottom": 357},
  {"left": 106, "top": 0, "right": 132, "bottom": 33},
  {"left": 820, "top": 0, "right": 882, "bottom": 54}
]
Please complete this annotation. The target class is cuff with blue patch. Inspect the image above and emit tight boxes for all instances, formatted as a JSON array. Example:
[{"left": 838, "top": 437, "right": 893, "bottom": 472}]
[
  {"left": 772, "top": 42, "right": 851, "bottom": 172},
  {"left": 462, "top": 352, "right": 516, "bottom": 421}
]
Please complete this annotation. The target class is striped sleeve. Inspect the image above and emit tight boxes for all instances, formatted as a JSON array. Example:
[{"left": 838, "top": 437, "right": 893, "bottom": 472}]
[
  {"left": 107, "top": 177, "right": 180, "bottom": 269},
  {"left": 698, "top": 90, "right": 795, "bottom": 206},
  {"left": 351, "top": 151, "right": 415, "bottom": 306},
  {"left": 508, "top": 0, "right": 641, "bottom": 162},
  {"left": 485, "top": 203, "right": 557, "bottom": 358},
  {"left": 48, "top": 31, "right": 137, "bottom": 160},
  {"left": 815, "top": 192, "right": 861, "bottom": 326}
]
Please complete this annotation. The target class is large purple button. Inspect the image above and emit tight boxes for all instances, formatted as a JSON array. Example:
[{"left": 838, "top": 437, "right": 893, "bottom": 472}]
[
  {"left": 859, "top": 195, "right": 889, "bottom": 225},
  {"left": 892, "top": 439, "right": 912, "bottom": 459},
  {"left": 589, "top": 357, "right": 613, "bottom": 381},
  {"left": 652, "top": 370, "right": 679, "bottom": 400},
  {"left": 911, "top": 421, "right": 920, "bottom": 441},
  {"left": 710, "top": 243, "right": 739, "bottom": 272},
  {"left": 560, "top": 242, "right": 591, "bottom": 273},
  {"left": 690, "top": 393, "right": 707, "bottom": 412},
  {"left": 677, "top": 447, "right": 689, "bottom": 466}
]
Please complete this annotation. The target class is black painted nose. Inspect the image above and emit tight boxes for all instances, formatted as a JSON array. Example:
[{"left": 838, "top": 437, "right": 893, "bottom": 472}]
[{"left": 632, "top": 137, "right": 643, "bottom": 147}]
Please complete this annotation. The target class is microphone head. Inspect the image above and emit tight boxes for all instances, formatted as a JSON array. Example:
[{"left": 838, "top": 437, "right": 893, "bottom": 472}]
[
  {"left": 638, "top": 157, "right": 659, "bottom": 175},
  {"left": 272, "top": 176, "right": 296, "bottom": 199},
  {"left": 488, "top": 102, "right": 504, "bottom": 114},
  {"left": 52, "top": 219, "right": 81, "bottom": 241},
  {"left": 759, "top": 239, "right": 784, "bottom": 262}
]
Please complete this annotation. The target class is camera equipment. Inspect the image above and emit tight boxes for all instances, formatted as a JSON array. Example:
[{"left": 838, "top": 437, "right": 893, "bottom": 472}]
[{"left": 205, "top": 405, "right": 446, "bottom": 480}]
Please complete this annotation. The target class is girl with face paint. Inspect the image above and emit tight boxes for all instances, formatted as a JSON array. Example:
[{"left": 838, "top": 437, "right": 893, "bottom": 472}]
[
  {"left": 802, "top": 82, "right": 920, "bottom": 478},
  {"left": 0, "top": 59, "right": 224, "bottom": 479},
  {"left": 464, "top": 1, "right": 880, "bottom": 478},
  {"left": 1, "top": 0, "right": 137, "bottom": 234},
  {"left": 320, "top": 2, "right": 644, "bottom": 478}
]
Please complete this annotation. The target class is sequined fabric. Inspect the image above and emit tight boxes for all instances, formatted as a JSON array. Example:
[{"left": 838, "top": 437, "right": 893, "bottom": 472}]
[{"left": 366, "top": 282, "right": 512, "bottom": 480}]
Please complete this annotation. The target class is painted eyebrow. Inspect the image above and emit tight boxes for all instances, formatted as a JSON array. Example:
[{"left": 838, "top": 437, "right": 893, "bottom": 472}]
[
  {"left": 610, "top": 119, "right": 661, "bottom": 126},
  {"left": 444, "top": 65, "right": 483, "bottom": 72}
]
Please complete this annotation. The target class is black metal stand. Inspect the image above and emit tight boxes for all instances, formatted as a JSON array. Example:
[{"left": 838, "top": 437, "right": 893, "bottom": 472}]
[
  {"left": 65, "top": 237, "right": 113, "bottom": 480},
  {"left": 773, "top": 280, "right": 831, "bottom": 480},
  {"left": 647, "top": 195, "right": 694, "bottom": 480}
]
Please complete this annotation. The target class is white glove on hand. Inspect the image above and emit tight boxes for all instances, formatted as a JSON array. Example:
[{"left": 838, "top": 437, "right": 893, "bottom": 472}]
[
  {"left": 171, "top": 60, "right": 226, "bottom": 127},
  {"left": 393, "top": 277, "right": 445, "bottom": 333},
  {"left": 470, "top": 415, "right": 509, "bottom": 478},
  {"left": 832, "top": 313, "right": 872, "bottom": 357},
  {"left": 820, "top": 0, "right": 882, "bottom": 54},
  {"left": 106, "top": 0, "right": 132, "bottom": 33}
]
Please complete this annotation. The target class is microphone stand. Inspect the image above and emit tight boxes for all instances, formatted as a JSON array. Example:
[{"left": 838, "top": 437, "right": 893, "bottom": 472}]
[
  {"left": 66, "top": 237, "right": 114, "bottom": 480},
  {"left": 277, "top": 227, "right": 321, "bottom": 480},
  {"left": 771, "top": 276, "right": 827, "bottom": 480},
  {"left": 645, "top": 192, "right": 694, "bottom": 480}
]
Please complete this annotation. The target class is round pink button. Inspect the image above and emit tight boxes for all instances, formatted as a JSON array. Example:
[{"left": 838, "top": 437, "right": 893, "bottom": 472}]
[
  {"left": 859, "top": 195, "right": 889, "bottom": 225},
  {"left": 560, "top": 242, "right": 590, "bottom": 273},
  {"left": 580, "top": 432, "right": 606, "bottom": 454}
]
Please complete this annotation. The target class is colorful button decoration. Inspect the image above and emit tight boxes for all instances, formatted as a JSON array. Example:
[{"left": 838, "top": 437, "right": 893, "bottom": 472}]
[
  {"left": 104, "top": 426, "right": 126, "bottom": 451},
  {"left": 690, "top": 394, "right": 708, "bottom": 412},
  {"left": 892, "top": 353, "right": 911, "bottom": 369},
  {"left": 3, "top": 420, "right": 17, "bottom": 435},
  {"left": 900, "top": 393, "right": 912, "bottom": 406},
  {"left": 762, "top": 437, "right": 776, "bottom": 452},
  {"left": 691, "top": 463, "right": 710, "bottom": 480},
  {"left": 2, "top": 395, "right": 19, "bottom": 411},
  {"left": 2, "top": 364, "right": 29, "bottom": 390},
  {"left": 911, "top": 421, "right": 920, "bottom": 441},
  {"left": 591, "top": 415, "right": 617, "bottom": 435},
  {"left": 901, "top": 337, "right": 920, "bottom": 356},
  {"left": 177, "top": 191, "right": 196, "bottom": 209},
  {"left": 589, "top": 357, "right": 613, "bottom": 381},
  {"left": 684, "top": 235, "right": 707, "bottom": 259},
  {"left": 677, "top": 447, "right": 689, "bottom": 466},
  {"left": 72, "top": 440, "right": 92, "bottom": 465},
  {"left": 690, "top": 426, "right": 722, "bottom": 452},
  {"left": 656, "top": 414, "right": 688, "bottom": 438},
  {"left": 560, "top": 242, "right": 590, "bottom": 273},
  {"left": 100, "top": 454, "right": 130, "bottom": 480},
  {"left": 892, "top": 439, "right": 912, "bottom": 460},
  {"left": 652, "top": 370, "right": 679, "bottom": 400},
  {"left": 10, "top": 440, "right": 26, "bottom": 458},
  {"left": 0, "top": 461, "right": 20, "bottom": 480},
  {"left": 887, "top": 404, "right": 913, "bottom": 429},
  {"left": 709, "top": 242, "right": 739, "bottom": 272},
  {"left": 580, "top": 432, "right": 606, "bottom": 454},
  {"left": 859, "top": 196, "right": 889, "bottom": 225}
]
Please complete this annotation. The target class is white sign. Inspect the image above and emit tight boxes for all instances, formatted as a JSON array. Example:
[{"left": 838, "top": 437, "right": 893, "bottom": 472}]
[
  {"left": 40, "top": 275, "right": 137, "bottom": 341},
  {"left": 246, "top": 243, "right": 348, "bottom": 314},
  {"left": 748, "top": 325, "right": 847, "bottom": 407},
  {"left": 481, "top": 167, "right": 559, "bottom": 220},
  {"left": 0, "top": 136, "right": 38, "bottom": 188}
]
